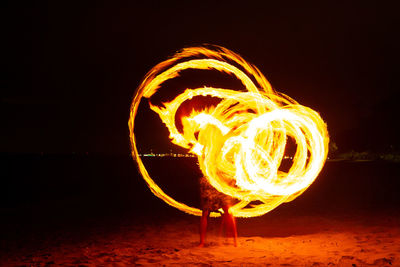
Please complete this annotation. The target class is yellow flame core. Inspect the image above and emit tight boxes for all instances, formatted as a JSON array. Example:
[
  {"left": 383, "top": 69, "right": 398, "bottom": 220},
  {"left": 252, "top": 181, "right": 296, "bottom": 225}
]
[{"left": 129, "top": 45, "right": 329, "bottom": 217}]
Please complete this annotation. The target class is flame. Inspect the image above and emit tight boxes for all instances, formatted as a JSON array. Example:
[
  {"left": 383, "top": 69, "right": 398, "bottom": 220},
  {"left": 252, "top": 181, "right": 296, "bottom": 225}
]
[{"left": 129, "top": 45, "right": 329, "bottom": 217}]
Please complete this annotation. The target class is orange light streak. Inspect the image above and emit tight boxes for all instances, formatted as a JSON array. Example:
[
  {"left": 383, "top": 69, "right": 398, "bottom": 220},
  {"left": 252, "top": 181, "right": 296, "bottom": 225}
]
[{"left": 129, "top": 45, "right": 329, "bottom": 217}]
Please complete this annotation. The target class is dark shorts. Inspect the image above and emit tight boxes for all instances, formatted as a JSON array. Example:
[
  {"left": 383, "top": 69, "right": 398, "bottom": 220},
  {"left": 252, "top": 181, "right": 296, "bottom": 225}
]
[{"left": 199, "top": 176, "right": 233, "bottom": 212}]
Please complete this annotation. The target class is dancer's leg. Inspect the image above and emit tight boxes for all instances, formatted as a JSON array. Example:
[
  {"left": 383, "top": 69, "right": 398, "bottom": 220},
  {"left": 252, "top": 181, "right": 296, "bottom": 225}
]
[
  {"left": 222, "top": 206, "right": 238, "bottom": 247},
  {"left": 199, "top": 209, "right": 210, "bottom": 247}
]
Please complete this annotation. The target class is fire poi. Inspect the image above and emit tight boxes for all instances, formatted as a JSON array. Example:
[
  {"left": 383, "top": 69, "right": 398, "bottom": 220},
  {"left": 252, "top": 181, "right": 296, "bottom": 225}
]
[{"left": 128, "top": 45, "right": 329, "bottom": 218}]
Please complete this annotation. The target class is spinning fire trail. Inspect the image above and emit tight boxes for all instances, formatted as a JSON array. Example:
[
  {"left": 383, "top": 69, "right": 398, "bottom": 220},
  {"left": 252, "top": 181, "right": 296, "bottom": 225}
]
[{"left": 129, "top": 45, "right": 329, "bottom": 218}]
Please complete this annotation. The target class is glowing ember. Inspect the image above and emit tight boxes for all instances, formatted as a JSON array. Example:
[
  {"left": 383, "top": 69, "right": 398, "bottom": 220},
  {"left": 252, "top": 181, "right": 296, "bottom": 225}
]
[{"left": 129, "top": 45, "right": 329, "bottom": 218}]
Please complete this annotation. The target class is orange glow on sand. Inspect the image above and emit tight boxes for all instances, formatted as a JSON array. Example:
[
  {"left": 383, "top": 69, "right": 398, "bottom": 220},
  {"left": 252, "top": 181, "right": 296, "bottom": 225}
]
[{"left": 128, "top": 45, "right": 329, "bottom": 218}]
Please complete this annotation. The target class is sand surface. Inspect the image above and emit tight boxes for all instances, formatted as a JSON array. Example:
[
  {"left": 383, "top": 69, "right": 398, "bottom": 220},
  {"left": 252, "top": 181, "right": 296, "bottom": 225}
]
[
  {"left": 2, "top": 211, "right": 399, "bottom": 266},
  {"left": 2, "top": 157, "right": 399, "bottom": 266}
]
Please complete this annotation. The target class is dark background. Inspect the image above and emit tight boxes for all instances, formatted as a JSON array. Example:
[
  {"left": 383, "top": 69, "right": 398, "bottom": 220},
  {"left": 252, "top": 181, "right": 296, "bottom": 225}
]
[
  {"left": 1, "top": 3, "right": 400, "bottom": 256},
  {"left": 3, "top": 1, "right": 399, "bottom": 155}
]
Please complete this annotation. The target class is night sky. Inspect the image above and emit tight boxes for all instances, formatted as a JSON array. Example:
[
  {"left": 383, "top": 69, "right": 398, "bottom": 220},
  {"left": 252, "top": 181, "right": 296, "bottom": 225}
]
[{"left": 3, "top": 1, "right": 398, "bottom": 155}]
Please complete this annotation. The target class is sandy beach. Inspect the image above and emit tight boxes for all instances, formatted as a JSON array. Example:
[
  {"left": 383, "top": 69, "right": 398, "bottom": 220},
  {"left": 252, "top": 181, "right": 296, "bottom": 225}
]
[
  {"left": 1, "top": 157, "right": 399, "bottom": 266},
  {"left": 2, "top": 209, "right": 399, "bottom": 266}
]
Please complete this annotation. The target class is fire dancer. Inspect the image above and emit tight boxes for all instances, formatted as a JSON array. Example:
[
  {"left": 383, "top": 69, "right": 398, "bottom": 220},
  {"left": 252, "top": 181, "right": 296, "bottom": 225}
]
[{"left": 199, "top": 176, "right": 238, "bottom": 247}]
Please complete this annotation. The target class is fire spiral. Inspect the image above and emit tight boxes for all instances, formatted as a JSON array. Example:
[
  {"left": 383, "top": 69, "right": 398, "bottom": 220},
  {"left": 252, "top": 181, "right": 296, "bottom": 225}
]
[{"left": 129, "top": 45, "right": 329, "bottom": 217}]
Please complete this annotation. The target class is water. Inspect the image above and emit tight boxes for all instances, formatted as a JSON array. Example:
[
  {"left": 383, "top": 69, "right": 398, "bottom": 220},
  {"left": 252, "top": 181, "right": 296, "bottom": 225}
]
[{"left": 1, "top": 155, "right": 399, "bottom": 223}]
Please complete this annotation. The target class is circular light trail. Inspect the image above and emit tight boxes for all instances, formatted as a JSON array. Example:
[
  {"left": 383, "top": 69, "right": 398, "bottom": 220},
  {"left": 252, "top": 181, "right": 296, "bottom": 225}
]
[{"left": 129, "top": 45, "right": 329, "bottom": 217}]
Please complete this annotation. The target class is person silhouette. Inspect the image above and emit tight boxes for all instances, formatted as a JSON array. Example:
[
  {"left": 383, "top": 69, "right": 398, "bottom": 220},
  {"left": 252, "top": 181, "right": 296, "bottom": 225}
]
[{"left": 198, "top": 176, "right": 238, "bottom": 247}]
